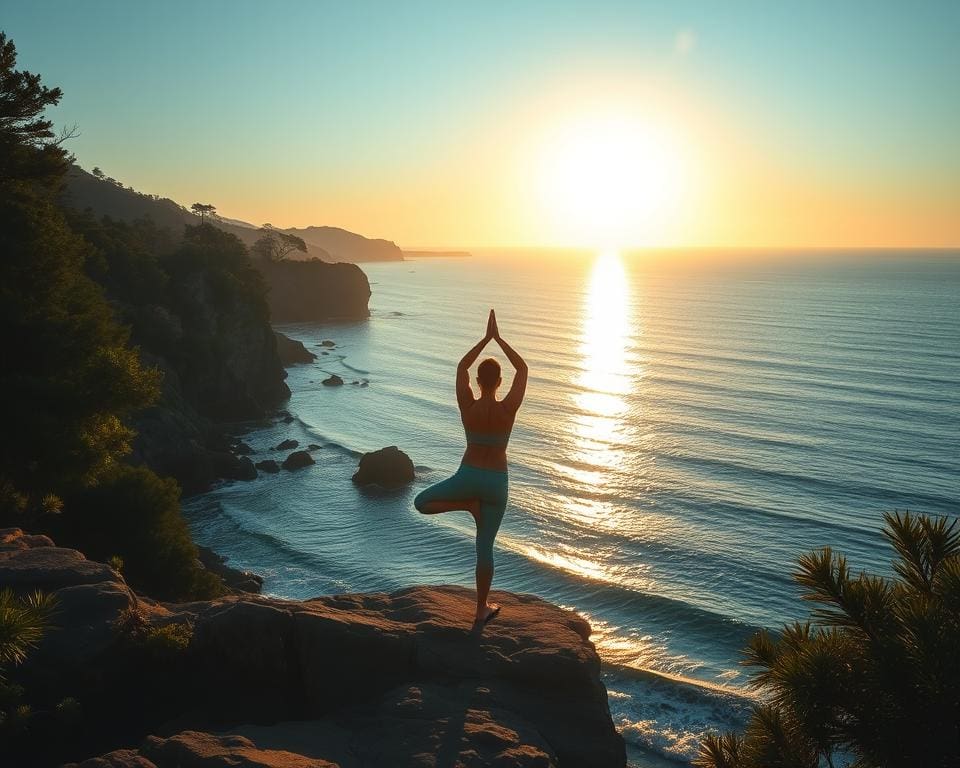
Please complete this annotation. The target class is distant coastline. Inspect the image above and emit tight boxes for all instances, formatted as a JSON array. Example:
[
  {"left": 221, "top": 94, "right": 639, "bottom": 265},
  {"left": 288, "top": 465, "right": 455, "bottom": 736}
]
[{"left": 402, "top": 249, "right": 472, "bottom": 258}]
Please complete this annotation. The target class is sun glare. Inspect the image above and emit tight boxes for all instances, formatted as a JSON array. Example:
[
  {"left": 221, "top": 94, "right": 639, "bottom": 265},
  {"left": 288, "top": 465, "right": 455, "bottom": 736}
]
[{"left": 538, "top": 115, "right": 685, "bottom": 248}]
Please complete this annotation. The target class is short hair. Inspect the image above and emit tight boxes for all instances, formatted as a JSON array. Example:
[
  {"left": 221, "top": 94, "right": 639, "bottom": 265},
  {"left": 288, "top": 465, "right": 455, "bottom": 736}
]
[{"left": 477, "top": 357, "right": 501, "bottom": 388}]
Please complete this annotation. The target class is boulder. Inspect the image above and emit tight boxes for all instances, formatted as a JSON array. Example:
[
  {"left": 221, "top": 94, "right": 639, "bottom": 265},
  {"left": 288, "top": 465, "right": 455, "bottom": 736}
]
[
  {"left": 275, "top": 439, "right": 299, "bottom": 450},
  {"left": 233, "top": 441, "right": 254, "bottom": 455},
  {"left": 0, "top": 529, "right": 135, "bottom": 663},
  {"left": 283, "top": 451, "right": 315, "bottom": 471},
  {"left": 321, "top": 374, "right": 343, "bottom": 387},
  {"left": 352, "top": 446, "right": 415, "bottom": 488},
  {"left": 274, "top": 331, "right": 318, "bottom": 366},
  {"left": 255, "top": 459, "right": 281, "bottom": 474}
]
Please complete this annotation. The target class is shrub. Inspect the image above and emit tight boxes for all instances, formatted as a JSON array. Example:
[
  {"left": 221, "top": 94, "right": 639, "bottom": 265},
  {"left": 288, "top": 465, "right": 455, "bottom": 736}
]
[
  {"left": 55, "top": 465, "right": 223, "bottom": 601},
  {"left": 696, "top": 511, "right": 960, "bottom": 768}
]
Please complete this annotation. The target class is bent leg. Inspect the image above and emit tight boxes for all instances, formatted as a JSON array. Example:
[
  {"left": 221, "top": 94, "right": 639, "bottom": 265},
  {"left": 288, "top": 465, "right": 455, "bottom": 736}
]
[{"left": 414, "top": 469, "right": 476, "bottom": 515}]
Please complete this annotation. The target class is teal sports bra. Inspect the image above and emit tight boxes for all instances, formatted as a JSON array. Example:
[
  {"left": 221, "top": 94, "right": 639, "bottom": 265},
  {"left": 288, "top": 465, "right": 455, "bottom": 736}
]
[{"left": 464, "top": 428, "right": 511, "bottom": 448}]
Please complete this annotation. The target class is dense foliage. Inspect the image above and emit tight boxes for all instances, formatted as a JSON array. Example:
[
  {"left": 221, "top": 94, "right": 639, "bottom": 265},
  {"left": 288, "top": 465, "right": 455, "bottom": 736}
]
[
  {"left": 0, "top": 31, "right": 159, "bottom": 515},
  {"left": 696, "top": 511, "right": 960, "bottom": 768},
  {"left": 0, "top": 31, "right": 224, "bottom": 600},
  {"left": 0, "top": 589, "right": 76, "bottom": 748},
  {"left": 48, "top": 466, "right": 222, "bottom": 600}
]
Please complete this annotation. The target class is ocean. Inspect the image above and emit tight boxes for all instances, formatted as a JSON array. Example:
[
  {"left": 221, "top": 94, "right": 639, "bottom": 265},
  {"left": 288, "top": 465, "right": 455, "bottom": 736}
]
[{"left": 183, "top": 250, "right": 960, "bottom": 766}]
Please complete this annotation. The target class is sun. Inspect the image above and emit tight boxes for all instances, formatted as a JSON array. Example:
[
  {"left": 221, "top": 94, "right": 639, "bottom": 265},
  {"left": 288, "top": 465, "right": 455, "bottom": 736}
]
[{"left": 537, "top": 114, "right": 685, "bottom": 248}]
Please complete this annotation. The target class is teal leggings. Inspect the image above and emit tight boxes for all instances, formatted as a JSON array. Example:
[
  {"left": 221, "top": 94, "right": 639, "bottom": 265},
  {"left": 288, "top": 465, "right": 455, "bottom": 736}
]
[{"left": 414, "top": 463, "right": 508, "bottom": 569}]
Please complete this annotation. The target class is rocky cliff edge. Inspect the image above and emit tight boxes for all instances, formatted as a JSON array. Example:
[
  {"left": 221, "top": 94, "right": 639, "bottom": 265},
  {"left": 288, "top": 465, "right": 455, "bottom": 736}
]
[{"left": 0, "top": 528, "right": 625, "bottom": 768}]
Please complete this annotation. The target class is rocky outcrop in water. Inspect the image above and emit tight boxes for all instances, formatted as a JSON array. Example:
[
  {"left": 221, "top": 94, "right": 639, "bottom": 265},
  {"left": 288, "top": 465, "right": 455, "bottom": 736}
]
[
  {"left": 352, "top": 446, "right": 415, "bottom": 488},
  {"left": 282, "top": 450, "right": 315, "bottom": 470},
  {"left": 3, "top": 530, "right": 626, "bottom": 767}
]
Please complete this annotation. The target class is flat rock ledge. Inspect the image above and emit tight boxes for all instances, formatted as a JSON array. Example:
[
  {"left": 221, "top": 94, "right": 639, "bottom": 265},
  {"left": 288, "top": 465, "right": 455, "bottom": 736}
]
[{"left": 0, "top": 529, "right": 625, "bottom": 768}]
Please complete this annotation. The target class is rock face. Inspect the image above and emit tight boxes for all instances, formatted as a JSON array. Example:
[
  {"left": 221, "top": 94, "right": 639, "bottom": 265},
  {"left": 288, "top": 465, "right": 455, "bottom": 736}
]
[
  {"left": 258, "top": 258, "right": 370, "bottom": 322},
  {"left": 5, "top": 533, "right": 625, "bottom": 768},
  {"left": 274, "top": 332, "right": 317, "bottom": 365},
  {"left": 352, "top": 446, "right": 415, "bottom": 488},
  {"left": 0, "top": 528, "right": 135, "bottom": 664}
]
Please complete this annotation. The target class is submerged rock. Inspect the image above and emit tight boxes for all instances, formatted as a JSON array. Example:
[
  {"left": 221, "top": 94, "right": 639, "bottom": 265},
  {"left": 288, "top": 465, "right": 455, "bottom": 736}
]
[
  {"left": 282, "top": 450, "right": 315, "bottom": 471},
  {"left": 307, "top": 444, "right": 322, "bottom": 451},
  {"left": 255, "top": 459, "right": 280, "bottom": 474},
  {"left": 352, "top": 446, "right": 415, "bottom": 488},
  {"left": 320, "top": 339, "right": 336, "bottom": 347},
  {"left": 321, "top": 374, "right": 344, "bottom": 387},
  {"left": 275, "top": 439, "right": 299, "bottom": 450}
]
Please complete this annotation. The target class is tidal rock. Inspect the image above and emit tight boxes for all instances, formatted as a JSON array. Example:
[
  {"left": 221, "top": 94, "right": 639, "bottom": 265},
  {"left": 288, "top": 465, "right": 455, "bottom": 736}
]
[
  {"left": 276, "top": 439, "right": 299, "bottom": 450},
  {"left": 197, "top": 546, "right": 264, "bottom": 595},
  {"left": 351, "top": 446, "right": 415, "bottom": 488},
  {"left": 321, "top": 374, "right": 344, "bottom": 387},
  {"left": 307, "top": 444, "right": 322, "bottom": 451},
  {"left": 283, "top": 450, "right": 315, "bottom": 471},
  {"left": 320, "top": 339, "right": 336, "bottom": 347},
  {"left": 255, "top": 459, "right": 281, "bottom": 474},
  {"left": 233, "top": 441, "right": 254, "bottom": 455},
  {"left": 274, "top": 331, "right": 317, "bottom": 366},
  {"left": 211, "top": 452, "right": 257, "bottom": 481}
]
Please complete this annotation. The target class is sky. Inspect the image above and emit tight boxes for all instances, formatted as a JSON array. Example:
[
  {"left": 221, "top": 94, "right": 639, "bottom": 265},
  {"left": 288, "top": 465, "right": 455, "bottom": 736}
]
[{"left": 4, "top": 1, "right": 959, "bottom": 248}]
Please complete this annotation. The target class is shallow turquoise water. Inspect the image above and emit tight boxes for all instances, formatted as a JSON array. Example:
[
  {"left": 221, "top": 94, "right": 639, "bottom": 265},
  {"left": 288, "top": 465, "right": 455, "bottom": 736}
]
[{"left": 185, "top": 250, "right": 960, "bottom": 764}]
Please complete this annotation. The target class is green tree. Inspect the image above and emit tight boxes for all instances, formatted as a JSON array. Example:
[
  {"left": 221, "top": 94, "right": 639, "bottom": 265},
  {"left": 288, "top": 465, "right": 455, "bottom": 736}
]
[
  {"left": 0, "top": 32, "right": 74, "bottom": 189},
  {"left": 250, "top": 227, "right": 307, "bottom": 262},
  {"left": 0, "top": 33, "right": 159, "bottom": 517},
  {"left": 696, "top": 511, "right": 960, "bottom": 768},
  {"left": 190, "top": 202, "right": 216, "bottom": 222}
]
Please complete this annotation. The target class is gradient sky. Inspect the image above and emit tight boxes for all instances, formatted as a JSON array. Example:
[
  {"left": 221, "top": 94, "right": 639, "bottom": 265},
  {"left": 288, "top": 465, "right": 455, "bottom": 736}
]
[{"left": 4, "top": 1, "right": 959, "bottom": 248}]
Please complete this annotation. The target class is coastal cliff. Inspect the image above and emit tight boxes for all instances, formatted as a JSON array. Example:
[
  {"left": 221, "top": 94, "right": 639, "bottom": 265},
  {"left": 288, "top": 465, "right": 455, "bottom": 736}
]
[
  {"left": 0, "top": 529, "right": 626, "bottom": 768},
  {"left": 257, "top": 257, "right": 372, "bottom": 321},
  {"left": 61, "top": 174, "right": 372, "bottom": 491},
  {"left": 282, "top": 225, "right": 404, "bottom": 263}
]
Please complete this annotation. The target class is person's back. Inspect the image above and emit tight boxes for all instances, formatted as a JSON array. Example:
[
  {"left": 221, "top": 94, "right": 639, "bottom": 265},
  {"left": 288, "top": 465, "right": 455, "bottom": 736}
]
[
  {"left": 414, "top": 309, "right": 527, "bottom": 626},
  {"left": 461, "top": 392, "right": 515, "bottom": 471}
]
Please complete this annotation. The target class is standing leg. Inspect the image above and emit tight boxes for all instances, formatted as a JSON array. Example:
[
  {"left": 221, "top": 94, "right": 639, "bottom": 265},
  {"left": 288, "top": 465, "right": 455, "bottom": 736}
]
[{"left": 473, "top": 498, "right": 506, "bottom": 623}]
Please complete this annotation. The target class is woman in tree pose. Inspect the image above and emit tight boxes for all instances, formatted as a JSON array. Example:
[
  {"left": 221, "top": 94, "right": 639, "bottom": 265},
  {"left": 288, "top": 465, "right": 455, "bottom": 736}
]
[{"left": 414, "top": 309, "right": 528, "bottom": 625}]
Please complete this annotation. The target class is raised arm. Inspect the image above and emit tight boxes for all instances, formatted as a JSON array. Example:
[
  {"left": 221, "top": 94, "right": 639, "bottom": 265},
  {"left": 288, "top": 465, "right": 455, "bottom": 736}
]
[
  {"left": 456, "top": 314, "right": 493, "bottom": 410},
  {"left": 495, "top": 327, "right": 528, "bottom": 414}
]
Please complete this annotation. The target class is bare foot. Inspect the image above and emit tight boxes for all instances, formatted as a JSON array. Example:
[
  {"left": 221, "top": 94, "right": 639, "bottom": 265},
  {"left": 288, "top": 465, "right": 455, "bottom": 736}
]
[{"left": 475, "top": 602, "right": 501, "bottom": 624}]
